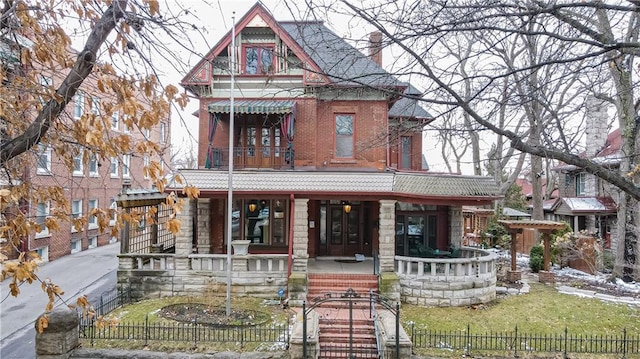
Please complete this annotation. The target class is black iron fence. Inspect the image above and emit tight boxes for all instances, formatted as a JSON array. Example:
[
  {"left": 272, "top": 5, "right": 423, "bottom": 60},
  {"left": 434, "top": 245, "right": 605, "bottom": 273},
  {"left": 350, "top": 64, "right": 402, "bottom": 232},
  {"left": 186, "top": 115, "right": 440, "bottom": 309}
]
[
  {"left": 409, "top": 323, "right": 639, "bottom": 358},
  {"left": 93, "top": 285, "right": 132, "bottom": 317},
  {"left": 80, "top": 316, "right": 289, "bottom": 348}
]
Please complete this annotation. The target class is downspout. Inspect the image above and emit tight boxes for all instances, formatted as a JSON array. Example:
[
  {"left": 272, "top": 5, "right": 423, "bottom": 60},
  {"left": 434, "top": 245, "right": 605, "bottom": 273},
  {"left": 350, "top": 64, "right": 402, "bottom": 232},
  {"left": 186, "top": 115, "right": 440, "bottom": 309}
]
[{"left": 287, "top": 193, "right": 295, "bottom": 281}]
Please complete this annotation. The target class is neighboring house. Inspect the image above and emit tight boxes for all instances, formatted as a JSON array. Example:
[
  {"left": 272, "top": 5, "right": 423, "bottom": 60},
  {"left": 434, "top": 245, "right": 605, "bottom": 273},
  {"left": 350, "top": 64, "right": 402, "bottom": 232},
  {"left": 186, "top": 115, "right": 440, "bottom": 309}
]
[
  {"left": 551, "top": 97, "right": 619, "bottom": 250},
  {"left": 0, "top": 34, "right": 170, "bottom": 262},
  {"left": 154, "top": 3, "right": 502, "bottom": 306}
]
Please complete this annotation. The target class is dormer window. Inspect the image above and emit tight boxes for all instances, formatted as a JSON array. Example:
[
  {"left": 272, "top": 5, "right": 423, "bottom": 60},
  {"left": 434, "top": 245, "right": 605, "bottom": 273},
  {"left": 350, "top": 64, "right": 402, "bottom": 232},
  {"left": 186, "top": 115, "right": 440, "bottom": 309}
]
[{"left": 244, "top": 45, "right": 274, "bottom": 75}]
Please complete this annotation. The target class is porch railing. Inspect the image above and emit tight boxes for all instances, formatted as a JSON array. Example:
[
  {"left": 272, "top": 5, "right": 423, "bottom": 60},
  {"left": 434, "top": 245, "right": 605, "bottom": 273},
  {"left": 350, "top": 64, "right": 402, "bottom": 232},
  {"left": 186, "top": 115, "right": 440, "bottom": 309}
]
[
  {"left": 206, "top": 146, "right": 294, "bottom": 170},
  {"left": 189, "top": 254, "right": 288, "bottom": 273},
  {"left": 395, "top": 247, "right": 497, "bottom": 280}
]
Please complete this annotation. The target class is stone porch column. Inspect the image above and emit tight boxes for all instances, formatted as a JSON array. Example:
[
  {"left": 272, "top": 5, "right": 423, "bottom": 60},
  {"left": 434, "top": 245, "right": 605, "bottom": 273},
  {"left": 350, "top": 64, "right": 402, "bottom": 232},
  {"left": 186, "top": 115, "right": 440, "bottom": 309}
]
[
  {"left": 175, "top": 198, "right": 195, "bottom": 271},
  {"left": 292, "top": 198, "right": 309, "bottom": 272},
  {"left": 196, "top": 198, "right": 211, "bottom": 254},
  {"left": 378, "top": 199, "right": 396, "bottom": 273},
  {"left": 449, "top": 206, "right": 463, "bottom": 247}
]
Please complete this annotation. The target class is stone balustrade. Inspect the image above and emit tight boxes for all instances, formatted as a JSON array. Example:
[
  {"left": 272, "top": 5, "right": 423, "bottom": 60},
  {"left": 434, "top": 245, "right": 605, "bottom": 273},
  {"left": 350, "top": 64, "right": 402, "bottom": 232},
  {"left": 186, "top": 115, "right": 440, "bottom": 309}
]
[
  {"left": 189, "top": 254, "right": 288, "bottom": 273},
  {"left": 118, "top": 253, "right": 289, "bottom": 300},
  {"left": 395, "top": 247, "right": 497, "bottom": 307}
]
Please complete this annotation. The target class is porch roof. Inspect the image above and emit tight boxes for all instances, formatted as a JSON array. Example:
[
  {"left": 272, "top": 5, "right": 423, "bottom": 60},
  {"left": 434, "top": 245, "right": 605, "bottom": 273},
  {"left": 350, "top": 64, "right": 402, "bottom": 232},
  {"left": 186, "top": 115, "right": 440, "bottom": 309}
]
[
  {"left": 168, "top": 170, "right": 501, "bottom": 203},
  {"left": 208, "top": 99, "right": 295, "bottom": 114}
]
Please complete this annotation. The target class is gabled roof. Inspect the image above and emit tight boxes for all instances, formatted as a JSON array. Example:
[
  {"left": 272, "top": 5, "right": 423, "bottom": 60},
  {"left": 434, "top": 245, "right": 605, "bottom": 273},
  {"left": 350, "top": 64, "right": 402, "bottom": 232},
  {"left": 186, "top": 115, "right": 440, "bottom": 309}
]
[
  {"left": 389, "top": 84, "right": 432, "bottom": 120},
  {"left": 551, "top": 197, "right": 617, "bottom": 214},
  {"left": 279, "top": 22, "right": 402, "bottom": 88},
  {"left": 181, "top": 2, "right": 403, "bottom": 91},
  {"left": 553, "top": 129, "right": 622, "bottom": 172},
  {"left": 181, "top": 2, "right": 326, "bottom": 87}
]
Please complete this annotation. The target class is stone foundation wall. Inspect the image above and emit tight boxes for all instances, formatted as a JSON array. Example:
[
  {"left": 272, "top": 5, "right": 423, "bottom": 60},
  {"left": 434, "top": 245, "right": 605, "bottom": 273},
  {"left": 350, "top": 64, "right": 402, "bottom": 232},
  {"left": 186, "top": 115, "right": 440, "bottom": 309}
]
[
  {"left": 399, "top": 276, "right": 496, "bottom": 307},
  {"left": 118, "top": 269, "right": 289, "bottom": 300}
]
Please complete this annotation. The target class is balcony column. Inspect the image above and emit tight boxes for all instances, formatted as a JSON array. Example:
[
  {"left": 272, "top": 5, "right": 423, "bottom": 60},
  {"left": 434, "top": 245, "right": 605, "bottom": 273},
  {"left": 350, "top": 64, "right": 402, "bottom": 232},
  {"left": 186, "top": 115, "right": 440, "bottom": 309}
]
[
  {"left": 292, "top": 198, "right": 309, "bottom": 272},
  {"left": 378, "top": 199, "right": 397, "bottom": 273},
  {"left": 449, "top": 206, "right": 463, "bottom": 248}
]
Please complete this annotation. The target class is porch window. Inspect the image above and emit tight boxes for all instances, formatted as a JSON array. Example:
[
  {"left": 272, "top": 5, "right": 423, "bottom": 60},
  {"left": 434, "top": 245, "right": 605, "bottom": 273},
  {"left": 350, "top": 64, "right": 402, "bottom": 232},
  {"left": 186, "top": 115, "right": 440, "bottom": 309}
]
[
  {"left": 244, "top": 46, "right": 275, "bottom": 75},
  {"left": 335, "top": 114, "right": 354, "bottom": 158},
  {"left": 395, "top": 204, "right": 446, "bottom": 257},
  {"left": 232, "top": 198, "right": 287, "bottom": 245}
]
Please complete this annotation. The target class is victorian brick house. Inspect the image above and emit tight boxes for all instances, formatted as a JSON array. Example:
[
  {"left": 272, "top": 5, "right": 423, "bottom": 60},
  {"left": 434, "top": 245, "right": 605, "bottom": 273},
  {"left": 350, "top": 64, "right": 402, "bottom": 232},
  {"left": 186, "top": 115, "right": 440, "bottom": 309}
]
[{"left": 167, "top": 2, "right": 500, "bottom": 284}]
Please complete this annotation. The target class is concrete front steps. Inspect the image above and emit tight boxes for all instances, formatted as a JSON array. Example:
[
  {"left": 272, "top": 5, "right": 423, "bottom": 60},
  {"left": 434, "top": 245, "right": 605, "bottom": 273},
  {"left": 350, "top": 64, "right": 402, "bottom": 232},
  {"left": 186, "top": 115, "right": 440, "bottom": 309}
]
[{"left": 308, "top": 273, "right": 380, "bottom": 358}]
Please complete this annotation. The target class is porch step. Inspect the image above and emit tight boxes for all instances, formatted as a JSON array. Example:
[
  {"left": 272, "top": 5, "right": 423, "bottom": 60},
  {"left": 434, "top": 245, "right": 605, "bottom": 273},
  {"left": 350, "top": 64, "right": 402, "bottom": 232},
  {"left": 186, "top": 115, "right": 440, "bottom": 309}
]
[
  {"left": 308, "top": 273, "right": 379, "bottom": 299},
  {"left": 308, "top": 274, "right": 380, "bottom": 359}
]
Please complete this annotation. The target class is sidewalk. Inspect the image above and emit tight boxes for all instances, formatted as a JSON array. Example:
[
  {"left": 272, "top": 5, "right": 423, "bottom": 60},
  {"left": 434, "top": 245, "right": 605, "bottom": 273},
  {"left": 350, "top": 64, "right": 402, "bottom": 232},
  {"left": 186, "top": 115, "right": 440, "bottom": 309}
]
[{"left": 0, "top": 242, "right": 120, "bottom": 342}]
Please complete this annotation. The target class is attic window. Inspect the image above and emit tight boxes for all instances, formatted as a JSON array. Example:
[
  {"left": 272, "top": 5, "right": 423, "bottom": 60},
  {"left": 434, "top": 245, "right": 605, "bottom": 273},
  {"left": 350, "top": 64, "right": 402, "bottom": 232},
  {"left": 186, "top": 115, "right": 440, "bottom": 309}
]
[{"left": 244, "top": 45, "right": 274, "bottom": 75}]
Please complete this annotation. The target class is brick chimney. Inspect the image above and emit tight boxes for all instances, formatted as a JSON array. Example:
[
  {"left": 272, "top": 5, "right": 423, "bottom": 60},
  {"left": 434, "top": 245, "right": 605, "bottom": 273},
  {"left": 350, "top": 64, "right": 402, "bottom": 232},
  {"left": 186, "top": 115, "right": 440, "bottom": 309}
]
[{"left": 369, "top": 31, "right": 382, "bottom": 66}]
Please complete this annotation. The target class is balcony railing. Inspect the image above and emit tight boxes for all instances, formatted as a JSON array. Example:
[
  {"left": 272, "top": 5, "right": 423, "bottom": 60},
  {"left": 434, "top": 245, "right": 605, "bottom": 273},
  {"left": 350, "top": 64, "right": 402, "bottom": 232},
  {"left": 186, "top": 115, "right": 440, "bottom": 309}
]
[{"left": 206, "top": 146, "right": 294, "bottom": 170}]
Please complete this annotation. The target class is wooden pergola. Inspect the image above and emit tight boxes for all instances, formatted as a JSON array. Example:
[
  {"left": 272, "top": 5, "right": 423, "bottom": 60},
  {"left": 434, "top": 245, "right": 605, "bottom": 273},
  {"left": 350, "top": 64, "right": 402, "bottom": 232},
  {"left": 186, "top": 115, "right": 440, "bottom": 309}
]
[{"left": 498, "top": 220, "right": 566, "bottom": 283}]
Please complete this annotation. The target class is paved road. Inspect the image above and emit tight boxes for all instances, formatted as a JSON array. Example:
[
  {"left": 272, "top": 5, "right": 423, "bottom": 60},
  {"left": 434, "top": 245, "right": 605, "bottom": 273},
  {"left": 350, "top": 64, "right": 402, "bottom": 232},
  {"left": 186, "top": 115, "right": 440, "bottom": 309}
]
[{"left": 0, "top": 242, "right": 120, "bottom": 359}]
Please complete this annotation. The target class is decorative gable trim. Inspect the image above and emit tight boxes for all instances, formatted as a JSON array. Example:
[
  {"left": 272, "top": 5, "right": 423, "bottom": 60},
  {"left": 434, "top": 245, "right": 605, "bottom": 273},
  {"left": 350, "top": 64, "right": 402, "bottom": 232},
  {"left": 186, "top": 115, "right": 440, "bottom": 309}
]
[{"left": 181, "top": 2, "right": 328, "bottom": 89}]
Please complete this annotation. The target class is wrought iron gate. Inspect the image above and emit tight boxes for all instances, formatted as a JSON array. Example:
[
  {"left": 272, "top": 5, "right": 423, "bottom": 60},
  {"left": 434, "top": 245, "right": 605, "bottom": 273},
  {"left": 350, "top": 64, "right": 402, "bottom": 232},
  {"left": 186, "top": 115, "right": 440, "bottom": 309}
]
[{"left": 302, "top": 288, "right": 400, "bottom": 359}]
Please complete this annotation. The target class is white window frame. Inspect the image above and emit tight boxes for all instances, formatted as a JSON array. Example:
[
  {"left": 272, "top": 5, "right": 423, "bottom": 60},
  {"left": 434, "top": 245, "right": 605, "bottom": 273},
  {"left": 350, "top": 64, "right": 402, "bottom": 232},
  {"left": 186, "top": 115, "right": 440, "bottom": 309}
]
[
  {"left": 91, "top": 96, "right": 100, "bottom": 115},
  {"left": 89, "top": 153, "right": 99, "bottom": 177},
  {"left": 36, "top": 145, "right": 52, "bottom": 175},
  {"left": 35, "top": 201, "right": 50, "bottom": 238},
  {"left": 35, "top": 246, "right": 49, "bottom": 262},
  {"left": 110, "top": 157, "right": 118, "bottom": 178},
  {"left": 74, "top": 91, "right": 84, "bottom": 120},
  {"left": 39, "top": 75, "right": 52, "bottom": 105},
  {"left": 144, "top": 128, "right": 150, "bottom": 140},
  {"left": 123, "top": 154, "right": 131, "bottom": 178},
  {"left": 160, "top": 123, "right": 166, "bottom": 144},
  {"left": 88, "top": 199, "right": 98, "bottom": 229},
  {"left": 71, "top": 239, "right": 82, "bottom": 253},
  {"left": 72, "top": 148, "right": 84, "bottom": 176},
  {"left": 143, "top": 156, "right": 150, "bottom": 179},
  {"left": 576, "top": 172, "right": 587, "bottom": 196},
  {"left": 109, "top": 199, "right": 117, "bottom": 226},
  {"left": 111, "top": 111, "right": 119, "bottom": 131},
  {"left": 89, "top": 236, "right": 98, "bottom": 248},
  {"left": 71, "top": 199, "right": 82, "bottom": 233}
]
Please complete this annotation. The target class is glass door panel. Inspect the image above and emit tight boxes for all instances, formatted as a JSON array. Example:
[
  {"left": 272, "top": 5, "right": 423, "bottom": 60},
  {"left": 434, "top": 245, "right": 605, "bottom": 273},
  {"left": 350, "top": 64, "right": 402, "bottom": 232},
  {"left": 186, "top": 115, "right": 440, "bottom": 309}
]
[{"left": 330, "top": 208, "right": 342, "bottom": 245}]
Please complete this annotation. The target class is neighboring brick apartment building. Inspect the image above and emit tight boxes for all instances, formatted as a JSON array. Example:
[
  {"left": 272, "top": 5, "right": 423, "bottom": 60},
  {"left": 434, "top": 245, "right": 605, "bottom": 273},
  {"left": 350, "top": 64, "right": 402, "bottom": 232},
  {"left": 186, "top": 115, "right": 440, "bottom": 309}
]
[{"left": 1, "top": 34, "right": 170, "bottom": 262}]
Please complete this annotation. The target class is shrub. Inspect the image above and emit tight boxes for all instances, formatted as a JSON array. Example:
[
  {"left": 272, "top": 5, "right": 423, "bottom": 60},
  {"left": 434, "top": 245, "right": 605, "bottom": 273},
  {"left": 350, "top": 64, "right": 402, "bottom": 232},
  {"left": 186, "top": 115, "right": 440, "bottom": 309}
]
[
  {"left": 530, "top": 245, "right": 544, "bottom": 273},
  {"left": 530, "top": 254, "right": 544, "bottom": 273},
  {"left": 530, "top": 244, "right": 544, "bottom": 258}
]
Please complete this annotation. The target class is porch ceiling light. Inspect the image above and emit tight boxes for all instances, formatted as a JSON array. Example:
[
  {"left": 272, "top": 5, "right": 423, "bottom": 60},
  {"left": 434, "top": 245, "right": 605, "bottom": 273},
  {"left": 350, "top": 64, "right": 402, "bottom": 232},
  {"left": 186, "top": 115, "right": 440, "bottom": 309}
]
[{"left": 248, "top": 203, "right": 257, "bottom": 212}]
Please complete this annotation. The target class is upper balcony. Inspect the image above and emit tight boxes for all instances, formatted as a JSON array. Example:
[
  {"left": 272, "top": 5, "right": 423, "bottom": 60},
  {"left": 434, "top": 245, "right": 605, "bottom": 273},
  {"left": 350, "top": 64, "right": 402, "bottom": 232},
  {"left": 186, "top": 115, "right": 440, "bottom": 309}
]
[{"left": 205, "top": 146, "right": 295, "bottom": 170}]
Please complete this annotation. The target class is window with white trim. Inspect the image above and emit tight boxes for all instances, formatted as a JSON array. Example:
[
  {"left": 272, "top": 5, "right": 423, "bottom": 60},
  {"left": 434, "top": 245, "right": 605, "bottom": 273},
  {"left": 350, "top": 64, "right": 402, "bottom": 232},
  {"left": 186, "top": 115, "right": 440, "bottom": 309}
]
[
  {"left": 111, "top": 111, "right": 119, "bottom": 131},
  {"left": 72, "top": 148, "right": 84, "bottom": 176},
  {"left": 71, "top": 199, "right": 82, "bottom": 232},
  {"left": 160, "top": 123, "right": 166, "bottom": 144},
  {"left": 88, "top": 199, "right": 98, "bottom": 229},
  {"left": 71, "top": 239, "right": 82, "bottom": 253},
  {"left": 91, "top": 97, "right": 100, "bottom": 115},
  {"left": 74, "top": 91, "right": 84, "bottom": 119},
  {"left": 144, "top": 128, "right": 150, "bottom": 140},
  {"left": 89, "top": 153, "right": 99, "bottom": 176},
  {"left": 110, "top": 157, "right": 118, "bottom": 177},
  {"left": 36, "top": 145, "right": 52, "bottom": 174},
  {"left": 109, "top": 199, "right": 117, "bottom": 226},
  {"left": 576, "top": 172, "right": 587, "bottom": 196},
  {"left": 143, "top": 156, "right": 150, "bottom": 179},
  {"left": 89, "top": 236, "right": 98, "bottom": 248},
  {"left": 35, "top": 201, "right": 50, "bottom": 238},
  {"left": 35, "top": 246, "right": 49, "bottom": 262},
  {"left": 122, "top": 154, "right": 130, "bottom": 178},
  {"left": 39, "top": 75, "right": 52, "bottom": 105}
]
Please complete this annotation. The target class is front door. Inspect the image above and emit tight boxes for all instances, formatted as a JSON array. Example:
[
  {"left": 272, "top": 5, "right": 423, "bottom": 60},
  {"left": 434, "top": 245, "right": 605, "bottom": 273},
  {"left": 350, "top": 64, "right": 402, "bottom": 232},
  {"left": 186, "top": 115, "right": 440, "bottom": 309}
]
[{"left": 328, "top": 206, "right": 361, "bottom": 256}]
